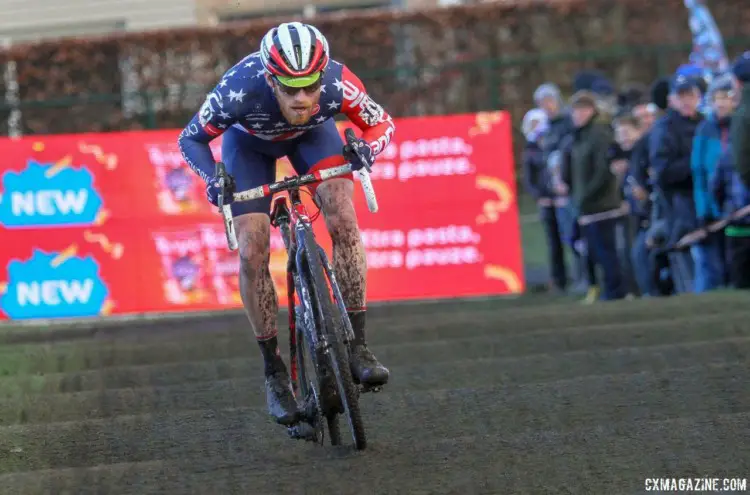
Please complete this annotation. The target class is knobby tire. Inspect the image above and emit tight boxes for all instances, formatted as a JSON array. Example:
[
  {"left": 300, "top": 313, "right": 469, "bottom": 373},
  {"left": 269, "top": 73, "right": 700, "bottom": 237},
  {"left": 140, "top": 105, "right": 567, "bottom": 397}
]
[
  {"left": 294, "top": 317, "right": 325, "bottom": 444},
  {"left": 302, "top": 228, "right": 367, "bottom": 450}
]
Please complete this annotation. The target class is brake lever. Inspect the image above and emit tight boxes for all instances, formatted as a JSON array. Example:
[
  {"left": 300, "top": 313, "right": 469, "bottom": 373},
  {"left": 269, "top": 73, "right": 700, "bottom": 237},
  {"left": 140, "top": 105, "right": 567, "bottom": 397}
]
[
  {"left": 215, "top": 161, "right": 228, "bottom": 209},
  {"left": 215, "top": 161, "right": 238, "bottom": 250},
  {"left": 217, "top": 178, "right": 226, "bottom": 209},
  {"left": 344, "top": 128, "right": 372, "bottom": 173}
]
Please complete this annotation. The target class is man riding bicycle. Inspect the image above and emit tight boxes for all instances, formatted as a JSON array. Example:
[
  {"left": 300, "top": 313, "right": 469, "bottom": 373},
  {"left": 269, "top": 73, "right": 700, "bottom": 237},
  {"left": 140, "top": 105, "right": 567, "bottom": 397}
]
[{"left": 177, "top": 22, "right": 395, "bottom": 426}]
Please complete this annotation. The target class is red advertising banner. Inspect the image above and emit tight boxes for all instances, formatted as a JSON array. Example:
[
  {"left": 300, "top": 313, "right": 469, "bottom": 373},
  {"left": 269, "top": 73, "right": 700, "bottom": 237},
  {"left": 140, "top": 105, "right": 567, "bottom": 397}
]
[{"left": 0, "top": 112, "right": 522, "bottom": 320}]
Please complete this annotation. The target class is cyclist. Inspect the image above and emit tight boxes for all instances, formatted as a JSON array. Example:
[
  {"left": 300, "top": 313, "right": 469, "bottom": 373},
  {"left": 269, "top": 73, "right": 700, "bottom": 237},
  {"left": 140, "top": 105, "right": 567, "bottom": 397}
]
[{"left": 177, "top": 22, "right": 394, "bottom": 426}]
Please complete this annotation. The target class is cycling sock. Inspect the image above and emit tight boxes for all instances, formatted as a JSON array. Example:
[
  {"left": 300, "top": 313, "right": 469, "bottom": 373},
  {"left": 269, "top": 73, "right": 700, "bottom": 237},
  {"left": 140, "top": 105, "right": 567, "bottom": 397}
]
[
  {"left": 347, "top": 308, "right": 366, "bottom": 346},
  {"left": 257, "top": 335, "right": 285, "bottom": 376}
]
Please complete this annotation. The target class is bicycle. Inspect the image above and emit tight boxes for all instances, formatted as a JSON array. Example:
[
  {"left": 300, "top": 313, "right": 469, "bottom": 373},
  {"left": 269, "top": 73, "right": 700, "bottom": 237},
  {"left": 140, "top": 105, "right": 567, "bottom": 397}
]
[{"left": 214, "top": 129, "right": 379, "bottom": 450}]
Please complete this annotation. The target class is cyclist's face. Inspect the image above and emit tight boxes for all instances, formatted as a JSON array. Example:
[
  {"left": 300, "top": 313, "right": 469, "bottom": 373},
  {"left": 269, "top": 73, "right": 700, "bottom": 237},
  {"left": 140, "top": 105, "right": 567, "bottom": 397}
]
[{"left": 267, "top": 74, "right": 322, "bottom": 125}]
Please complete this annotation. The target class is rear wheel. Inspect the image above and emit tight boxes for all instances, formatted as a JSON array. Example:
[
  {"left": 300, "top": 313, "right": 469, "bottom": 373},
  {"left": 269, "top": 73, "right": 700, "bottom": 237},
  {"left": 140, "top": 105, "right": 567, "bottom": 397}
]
[{"left": 302, "top": 228, "right": 367, "bottom": 450}]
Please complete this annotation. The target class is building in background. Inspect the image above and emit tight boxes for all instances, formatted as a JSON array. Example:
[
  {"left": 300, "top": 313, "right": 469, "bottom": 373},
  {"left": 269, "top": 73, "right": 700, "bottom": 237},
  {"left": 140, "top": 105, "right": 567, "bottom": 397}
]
[
  {"left": 0, "top": 0, "right": 197, "bottom": 43},
  {"left": 0, "top": 0, "right": 466, "bottom": 44}
]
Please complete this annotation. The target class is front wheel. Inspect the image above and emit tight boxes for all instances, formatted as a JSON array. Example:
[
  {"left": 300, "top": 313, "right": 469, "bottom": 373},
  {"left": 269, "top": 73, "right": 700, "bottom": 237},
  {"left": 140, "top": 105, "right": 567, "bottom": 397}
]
[{"left": 302, "top": 228, "right": 367, "bottom": 450}]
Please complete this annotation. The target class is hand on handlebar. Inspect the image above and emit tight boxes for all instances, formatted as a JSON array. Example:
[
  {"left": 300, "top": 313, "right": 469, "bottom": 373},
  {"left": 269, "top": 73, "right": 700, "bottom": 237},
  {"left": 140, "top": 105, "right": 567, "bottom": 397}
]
[
  {"left": 343, "top": 136, "right": 374, "bottom": 173},
  {"left": 207, "top": 165, "right": 236, "bottom": 207}
]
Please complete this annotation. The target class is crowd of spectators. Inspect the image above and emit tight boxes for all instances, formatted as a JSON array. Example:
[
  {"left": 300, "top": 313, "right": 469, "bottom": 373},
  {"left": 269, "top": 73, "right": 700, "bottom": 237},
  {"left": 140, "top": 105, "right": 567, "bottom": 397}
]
[{"left": 521, "top": 51, "right": 750, "bottom": 302}]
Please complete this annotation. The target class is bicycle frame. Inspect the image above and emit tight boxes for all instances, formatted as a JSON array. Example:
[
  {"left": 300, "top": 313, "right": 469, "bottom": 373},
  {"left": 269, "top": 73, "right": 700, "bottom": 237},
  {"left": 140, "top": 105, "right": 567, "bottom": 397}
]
[
  {"left": 269, "top": 186, "right": 356, "bottom": 395},
  {"left": 215, "top": 128, "right": 378, "bottom": 401},
  {"left": 214, "top": 129, "right": 380, "bottom": 448}
]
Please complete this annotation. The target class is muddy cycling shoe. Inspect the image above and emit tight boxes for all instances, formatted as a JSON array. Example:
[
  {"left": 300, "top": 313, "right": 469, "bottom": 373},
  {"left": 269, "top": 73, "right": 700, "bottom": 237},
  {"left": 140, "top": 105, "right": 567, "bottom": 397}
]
[
  {"left": 265, "top": 369, "right": 300, "bottom": 426},
  {"left": 349, "top": 344, "right": 389, "bottom": 386}
]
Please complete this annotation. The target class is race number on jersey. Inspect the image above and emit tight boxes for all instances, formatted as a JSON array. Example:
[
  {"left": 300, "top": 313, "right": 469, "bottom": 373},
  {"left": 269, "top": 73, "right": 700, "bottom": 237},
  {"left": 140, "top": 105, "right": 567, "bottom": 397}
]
[{"left": 199, "top": 91, "right": 224, "bottom": 133}]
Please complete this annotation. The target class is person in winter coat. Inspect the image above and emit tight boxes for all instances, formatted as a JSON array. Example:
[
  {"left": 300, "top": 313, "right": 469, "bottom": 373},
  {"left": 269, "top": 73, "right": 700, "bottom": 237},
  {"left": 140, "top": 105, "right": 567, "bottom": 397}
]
[
  {"left": 533, "top": 83, "right": 578, "bottom": 292},
  {"left": 521, "top": 108, "right": 567, "bottom": 291},
  {"left": 731, "top": 52, "right": 750, "bottom": 188},
  {"left": 649, "top": 70, "right": 704, "bottom": 292},
  {"left": 565, "top": 71, "right": 619, "bottom": 302},
  {"left": 568, "top": 90, "right": 627, "bottom": 301},
  {"left": 690, "top": 73, "right": 737, "bottom": 291},
  {"left": 612, "top": 113, "right": 652, "bottom": 296},
  {"left": 712, "top": 140, "right": 750, "bottom": 289},
  {"left": 650, "top": 71, "right": 704, "bottom": 216}
]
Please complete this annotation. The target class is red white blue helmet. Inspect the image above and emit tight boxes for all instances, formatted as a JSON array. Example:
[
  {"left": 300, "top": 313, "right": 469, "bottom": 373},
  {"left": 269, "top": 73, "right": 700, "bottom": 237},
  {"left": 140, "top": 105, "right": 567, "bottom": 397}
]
[{"left": 260, "top": 22, "right": 330, "bottom": 87}]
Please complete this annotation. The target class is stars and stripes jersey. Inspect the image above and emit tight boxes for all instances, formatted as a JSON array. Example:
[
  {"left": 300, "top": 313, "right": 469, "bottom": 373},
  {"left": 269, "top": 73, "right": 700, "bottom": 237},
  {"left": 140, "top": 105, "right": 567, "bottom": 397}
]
[{"left": 177, "top": 52, "right": 396, "bottom": 183}]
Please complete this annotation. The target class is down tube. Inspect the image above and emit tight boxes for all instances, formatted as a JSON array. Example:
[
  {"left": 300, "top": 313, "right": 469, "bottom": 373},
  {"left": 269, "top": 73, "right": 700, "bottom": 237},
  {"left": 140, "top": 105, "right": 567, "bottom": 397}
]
[
  {"left": 295, "top": 225, "right": 320, "bottom": 350},
  {"left": 316, "top": 246, "right": 355, "bottom": 344}
]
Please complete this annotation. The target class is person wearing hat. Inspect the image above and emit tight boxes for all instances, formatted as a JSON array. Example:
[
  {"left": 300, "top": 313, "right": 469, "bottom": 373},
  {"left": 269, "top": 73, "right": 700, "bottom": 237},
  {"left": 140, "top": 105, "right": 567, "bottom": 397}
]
[
  {"left": 690, "top": 72, "right": 737, "bottom": 292},
  {"left": 713, "top": 158, "right": 750, "bottom": 288},
  {"left": 648, "top": 70, "right": 704, "bottom": 293},
  {"left": 521, "top": 108, "right": 567, "bottom": 292},
  {"left": 712, "top": 117, "right": 750, "bottom": 289},
  {"left": 568, "top": 90, "right": 627, "bottom": 301},
  {"left": 566, "top": 72, "right": 618, "bottom": 299},
  {"left": 709, "top": 51, "right": 750, "bottom": 289},
  {"left": 731, "top": 51, "right": 750, "bottom": 188},
  {"left": 533, "top": 83, "right": 578, "bottom": 292}
]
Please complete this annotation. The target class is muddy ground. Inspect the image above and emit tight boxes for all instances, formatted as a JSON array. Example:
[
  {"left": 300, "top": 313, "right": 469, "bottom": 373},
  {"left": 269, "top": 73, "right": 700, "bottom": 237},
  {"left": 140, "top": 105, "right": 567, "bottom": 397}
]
[{"left": 0, "top": 293, "right": 748, "bottom": 494}]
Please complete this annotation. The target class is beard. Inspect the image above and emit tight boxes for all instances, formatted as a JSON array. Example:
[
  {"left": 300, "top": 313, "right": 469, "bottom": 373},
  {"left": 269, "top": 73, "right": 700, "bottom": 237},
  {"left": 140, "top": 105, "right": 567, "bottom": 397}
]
[
  {"left": 273, "top": 86, "right": 320, "bottom": 126},
  {"left": 280, "top": 104, "right": 314, "bottom": 125}
]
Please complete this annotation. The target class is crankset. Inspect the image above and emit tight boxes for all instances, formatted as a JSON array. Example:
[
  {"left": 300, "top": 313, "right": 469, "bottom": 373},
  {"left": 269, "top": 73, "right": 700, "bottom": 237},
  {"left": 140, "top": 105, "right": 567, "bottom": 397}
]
[{"left": 287, "top": 384, "right": 325, "bottom": 445}]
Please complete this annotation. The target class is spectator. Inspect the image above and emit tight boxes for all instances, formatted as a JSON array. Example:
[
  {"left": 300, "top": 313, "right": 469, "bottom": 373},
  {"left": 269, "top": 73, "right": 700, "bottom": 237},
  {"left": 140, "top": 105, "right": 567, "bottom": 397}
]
[
  {"left": 521, "top": 108, "right": 566, "bottom": 292},
  {"left": 534, "top": 83, "right": 578, "bottom": 292},
  {"left": 613, "top": 113, "right": 651, "bottom": 296},
  {"left": 649, "top": 69, "right": 705, "bottom": 292},
  {"left": 566, "top": 71, "right": 619, "bottom": 302},
  {"left": 672, "top": 63, "right": 710, "bottom": 114},
  {"left": 690, "top": 73, "right": 737, "bottom": 292},
  {"left": 594, "top": 78, "right": 637, "bottom": 298},
  {"left": 712, "top": 123, "right": 750, "bottom": 289},
  {"left": 622, "top": 96, "right": 662, "bottom": 296},
  {"left": 641, "top": 77, "right": 674, "bottom": 295},
  {"left": 731, "top": 52, "right": 750, "bottom": 188},
  {"left": 568, "top": 90, "right": 626, "bottom": 301}
]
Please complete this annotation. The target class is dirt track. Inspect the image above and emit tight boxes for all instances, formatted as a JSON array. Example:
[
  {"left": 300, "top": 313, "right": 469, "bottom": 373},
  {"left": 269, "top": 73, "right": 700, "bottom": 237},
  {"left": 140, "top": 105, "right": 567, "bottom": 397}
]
[{"left": 0, "top": 293, "right": 748, "bottom": 494}]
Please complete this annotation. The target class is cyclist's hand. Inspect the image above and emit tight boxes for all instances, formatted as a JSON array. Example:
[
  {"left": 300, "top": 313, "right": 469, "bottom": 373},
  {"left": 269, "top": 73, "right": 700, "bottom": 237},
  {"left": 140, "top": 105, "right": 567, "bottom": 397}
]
[
  {"left": 206, "top": 171, "right": 236, "bottom": 207},
  {"left": 343, "top": 138, "right": 374, "bottom": 172}
]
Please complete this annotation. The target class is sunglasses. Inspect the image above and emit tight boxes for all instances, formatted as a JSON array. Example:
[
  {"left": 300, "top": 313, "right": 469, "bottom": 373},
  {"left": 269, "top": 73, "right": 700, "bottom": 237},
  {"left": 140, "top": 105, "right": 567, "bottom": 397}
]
[{"left": 273, "top": 76, "right": 323, "bottom": 96}]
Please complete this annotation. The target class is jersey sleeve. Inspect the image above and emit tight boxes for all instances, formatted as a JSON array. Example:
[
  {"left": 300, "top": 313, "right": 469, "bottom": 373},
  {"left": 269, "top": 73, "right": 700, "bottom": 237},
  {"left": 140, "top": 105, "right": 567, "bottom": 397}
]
[
  {"left": 177, "top": 79, "right": 240, "bottom": 182},
  {"left": 338, "top": 65, "right": 396, "bottom": 156}
]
